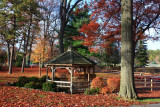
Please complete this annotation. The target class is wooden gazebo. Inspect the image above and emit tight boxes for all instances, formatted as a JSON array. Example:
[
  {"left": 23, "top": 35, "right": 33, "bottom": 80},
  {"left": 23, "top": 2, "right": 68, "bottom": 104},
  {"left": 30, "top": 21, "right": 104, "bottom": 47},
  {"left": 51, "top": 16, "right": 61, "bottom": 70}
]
[{"left": 45, "top": 47, "right": 96, "bottom": 94}]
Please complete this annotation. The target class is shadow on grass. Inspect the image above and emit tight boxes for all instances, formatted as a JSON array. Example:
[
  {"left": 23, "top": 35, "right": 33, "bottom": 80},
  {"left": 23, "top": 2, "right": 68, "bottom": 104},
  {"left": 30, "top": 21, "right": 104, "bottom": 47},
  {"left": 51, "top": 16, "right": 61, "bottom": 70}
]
[{"left": 137, "top": 97, "right": 160, "bottom": 103}]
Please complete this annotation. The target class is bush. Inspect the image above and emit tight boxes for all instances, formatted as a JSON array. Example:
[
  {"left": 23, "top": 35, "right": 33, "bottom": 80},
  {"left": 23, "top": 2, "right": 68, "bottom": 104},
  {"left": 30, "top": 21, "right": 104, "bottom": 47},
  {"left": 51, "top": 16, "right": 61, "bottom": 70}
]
[
  {"left": 42, "top": 82, "right": 56, "bottom": 91},
  {"left": 100, "top": 87, "right": 110, "bottom": 94},
  {"left": 39, "top": 75, "right": 50, "bottom": 83},
  {"left": 91, "top": 77, "right": 105, "bottom": 89},
  {"left": 15, "top": 62, "right": 22, "bottom": 67},
  {"left": 84, "top": 88, "right": 99, "bottom": 95},
  {"left": 29, "top": 77, "right": 40, "bottom": 83},
  {"left": 15, "top": 55, "right": 23, "bottom": 67},
  {"left": 25, "top": 81, "right": 42, "bottom": 89},
  {"left": 16, "top": 76, "right": 30, "bottom": 87},
  {"left": 107, "top": 77, "right": 120, "bottom": 93}
]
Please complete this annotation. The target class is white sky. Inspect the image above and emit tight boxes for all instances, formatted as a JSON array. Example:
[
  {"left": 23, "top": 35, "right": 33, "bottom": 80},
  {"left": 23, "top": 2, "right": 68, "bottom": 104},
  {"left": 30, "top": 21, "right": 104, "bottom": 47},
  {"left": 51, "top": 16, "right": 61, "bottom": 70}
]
[
  {"left": 145, "top": 28, "right": 160, "bottom": 50},
  {"left": 147, "top": 41, "right": 160, "bottom": 50}
]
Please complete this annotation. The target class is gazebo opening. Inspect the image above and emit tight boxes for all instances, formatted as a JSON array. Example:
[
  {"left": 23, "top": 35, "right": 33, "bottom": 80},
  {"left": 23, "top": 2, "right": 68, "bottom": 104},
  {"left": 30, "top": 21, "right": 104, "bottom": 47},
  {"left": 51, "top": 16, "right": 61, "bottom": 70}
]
[{"left": 45, "top": 47, "right": 96, "bottom": 94}]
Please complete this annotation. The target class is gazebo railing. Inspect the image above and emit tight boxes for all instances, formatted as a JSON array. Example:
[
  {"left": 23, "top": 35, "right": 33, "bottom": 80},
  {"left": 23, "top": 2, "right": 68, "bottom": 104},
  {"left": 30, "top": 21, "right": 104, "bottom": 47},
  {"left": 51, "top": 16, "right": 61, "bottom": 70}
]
[
  {"left": 46, "top": 79, "right": 91, "bottom": 93},
  {"left": 53, "top": 81, "right": 71, "bottom": 88}
]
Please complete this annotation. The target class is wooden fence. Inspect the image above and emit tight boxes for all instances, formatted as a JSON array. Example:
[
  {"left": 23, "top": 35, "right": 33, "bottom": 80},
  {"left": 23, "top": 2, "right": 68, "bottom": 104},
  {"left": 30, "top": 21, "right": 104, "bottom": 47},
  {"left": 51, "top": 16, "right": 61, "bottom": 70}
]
[{"left": 135, "top": 78, "right": 160, "bottom": 91}]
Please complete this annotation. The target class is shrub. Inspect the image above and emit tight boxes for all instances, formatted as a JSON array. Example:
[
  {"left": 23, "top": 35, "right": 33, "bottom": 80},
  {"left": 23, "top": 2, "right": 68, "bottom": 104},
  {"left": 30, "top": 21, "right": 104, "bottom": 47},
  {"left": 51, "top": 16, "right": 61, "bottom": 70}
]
[
  {"left": 29, "top": 77, "right": 40, "bottom": 83},
  {"left": 16, "top": 76, "right": 30, "bottom": 87},
  {"left": 25, "top": 81, "right": 42, "bottom": 89},
  {"left": 84, "top": 88, "right": 99, "bottom": 95},
  {"left": 15, "top": 62, "right": 22, "bottom": 67},
  {"left": 91, "top": 77, "right": 105, "bottom": 89},
  {"left": 39, "top": 75, "right": 51, "bottom": 83},
  {"left": 107, "top": 77, "right": 120, "bottom": 93},
  {"left": 100, "top": 86, "right": 110, "bottom": 94},
  {"left": 42, "top": 82, "right": 56, "bottom": 91}
]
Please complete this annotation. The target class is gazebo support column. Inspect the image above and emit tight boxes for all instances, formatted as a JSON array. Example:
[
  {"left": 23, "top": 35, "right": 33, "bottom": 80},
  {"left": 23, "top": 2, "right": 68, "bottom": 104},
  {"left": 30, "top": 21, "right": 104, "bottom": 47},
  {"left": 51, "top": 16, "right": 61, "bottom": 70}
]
[
  {"left": 46, "top": 66, "right": 48, "bottom": 81},
  {"left": 70, "top": 68, "right": 73, "bottom": 94},
  {"left": 93, "top": 66, "right": 95, "bottom": 74},
  {"left": 51, "top": 67, "right": 54, "bottom": 81},
  {"left": 87, "top": 68, "right": 90, "bottom": 81}
]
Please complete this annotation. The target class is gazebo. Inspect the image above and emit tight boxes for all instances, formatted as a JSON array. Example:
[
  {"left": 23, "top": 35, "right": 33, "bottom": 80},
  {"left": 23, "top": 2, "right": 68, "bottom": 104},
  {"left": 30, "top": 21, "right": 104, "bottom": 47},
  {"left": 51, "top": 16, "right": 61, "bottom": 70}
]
[{"left": 45, "top": 47, "right": 96, "bottom": 94}]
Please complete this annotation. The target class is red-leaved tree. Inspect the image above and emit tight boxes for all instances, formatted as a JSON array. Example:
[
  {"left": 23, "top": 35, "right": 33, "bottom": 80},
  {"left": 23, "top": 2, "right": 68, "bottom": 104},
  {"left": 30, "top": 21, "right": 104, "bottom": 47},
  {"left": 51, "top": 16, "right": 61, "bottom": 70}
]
[{"left": 78, "top": 0, "right": 160, "bottom": 53}]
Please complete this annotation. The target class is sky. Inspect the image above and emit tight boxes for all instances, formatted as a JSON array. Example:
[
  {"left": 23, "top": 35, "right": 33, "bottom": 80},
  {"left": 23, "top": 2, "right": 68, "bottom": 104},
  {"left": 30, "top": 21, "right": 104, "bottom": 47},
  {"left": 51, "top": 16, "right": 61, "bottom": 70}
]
[
  {"left": 145, "top": 28, "right": 160, "bottom": 50},
  {"left": 147, "top": 41, "right": 160, "bottom": 50}
]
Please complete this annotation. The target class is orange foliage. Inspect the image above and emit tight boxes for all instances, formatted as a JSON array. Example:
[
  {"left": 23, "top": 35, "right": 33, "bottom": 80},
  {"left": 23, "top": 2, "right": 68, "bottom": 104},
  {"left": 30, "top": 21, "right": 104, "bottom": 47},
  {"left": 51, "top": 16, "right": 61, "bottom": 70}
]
[
  {"left": 91, "top": 77, "right": 105, "bottom": 89},
  {"left": 107, "top": 77, "right": 120, "bottom": 93},
  {"left": 55, "top": 68, "right": 70, "bottom": 79},
  {"left": 31, "top": 37, "right": 51, "bottom": 63},
  {"left": 100, "top": 86, "right": 110, "bottom": 94}
]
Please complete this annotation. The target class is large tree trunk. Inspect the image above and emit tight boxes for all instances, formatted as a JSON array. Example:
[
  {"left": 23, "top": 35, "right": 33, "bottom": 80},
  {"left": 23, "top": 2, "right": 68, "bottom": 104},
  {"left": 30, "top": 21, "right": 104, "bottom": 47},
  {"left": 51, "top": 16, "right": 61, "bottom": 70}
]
[{"left": 119, "top": 0, "right": 138, "bottom": 99}]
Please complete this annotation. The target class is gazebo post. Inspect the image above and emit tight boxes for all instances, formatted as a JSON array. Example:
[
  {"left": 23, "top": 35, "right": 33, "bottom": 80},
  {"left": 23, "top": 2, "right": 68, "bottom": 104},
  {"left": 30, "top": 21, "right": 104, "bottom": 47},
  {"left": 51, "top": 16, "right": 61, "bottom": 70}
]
[
  {"left": 46, "top": 66, "right": 48, "bottom": 82},
  {"left": 51, "top": 66, "right": 54, "bottom": 81},
  {"left": 70, "top": 68, "right": 73, "bottom": 94},
  {"left": 93, "top": 66, "right": 95, "bottom": 74},
  {"left": 87, "top": 67, "right": 90, "bottom": 81}
]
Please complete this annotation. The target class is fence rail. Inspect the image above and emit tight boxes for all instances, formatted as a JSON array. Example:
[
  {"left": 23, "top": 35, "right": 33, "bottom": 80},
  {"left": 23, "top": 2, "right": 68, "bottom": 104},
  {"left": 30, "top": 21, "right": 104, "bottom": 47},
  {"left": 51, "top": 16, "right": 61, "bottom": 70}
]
[{"left": 135, "top": 78, "right": 160, "bottom": 91}]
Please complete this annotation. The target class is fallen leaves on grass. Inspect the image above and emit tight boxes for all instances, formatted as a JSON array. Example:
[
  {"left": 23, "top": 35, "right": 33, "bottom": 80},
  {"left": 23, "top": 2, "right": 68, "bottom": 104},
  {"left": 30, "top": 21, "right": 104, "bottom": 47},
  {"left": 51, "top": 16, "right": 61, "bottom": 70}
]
[{"left": 0, "top": 86, "right": 142, "bottom": 106}]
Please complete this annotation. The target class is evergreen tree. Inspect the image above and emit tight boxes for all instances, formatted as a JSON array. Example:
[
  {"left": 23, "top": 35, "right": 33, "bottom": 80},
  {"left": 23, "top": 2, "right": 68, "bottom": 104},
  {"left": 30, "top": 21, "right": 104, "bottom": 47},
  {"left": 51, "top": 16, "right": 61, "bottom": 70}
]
[
  {"left": 64, "top": 6, "right": 91, "bottom": 56},
  {"left": 135, "top": 41, "right": 149, "bottom": 67}
]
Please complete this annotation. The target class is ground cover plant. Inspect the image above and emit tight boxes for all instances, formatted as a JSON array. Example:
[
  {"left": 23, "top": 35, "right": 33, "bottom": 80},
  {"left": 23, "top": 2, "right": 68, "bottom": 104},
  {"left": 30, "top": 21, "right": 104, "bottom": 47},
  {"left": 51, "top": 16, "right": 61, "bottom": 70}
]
[{"left": 1, "top": 67, "right": 160, "bottom": 106}]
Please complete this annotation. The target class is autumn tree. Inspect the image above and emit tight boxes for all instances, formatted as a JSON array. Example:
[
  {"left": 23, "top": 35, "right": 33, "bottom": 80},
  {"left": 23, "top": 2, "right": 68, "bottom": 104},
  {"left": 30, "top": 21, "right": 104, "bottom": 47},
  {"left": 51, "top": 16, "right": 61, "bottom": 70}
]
[
  {"left": 31, "top": 37, "right": 51, "bottom": 76},
  {"left": 119, "top": 0, "right": 137, "bottom": 99},
  {"left": 80, "top": 0, "right": 160, "bottom": 57}
]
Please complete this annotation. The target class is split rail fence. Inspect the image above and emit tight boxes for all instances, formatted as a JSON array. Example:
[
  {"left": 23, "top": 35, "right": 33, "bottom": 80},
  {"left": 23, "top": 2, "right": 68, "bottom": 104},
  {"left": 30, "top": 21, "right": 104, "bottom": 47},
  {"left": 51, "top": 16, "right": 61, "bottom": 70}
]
[{"left": 135, "top": 78, "right": 160, "bottom": 91}]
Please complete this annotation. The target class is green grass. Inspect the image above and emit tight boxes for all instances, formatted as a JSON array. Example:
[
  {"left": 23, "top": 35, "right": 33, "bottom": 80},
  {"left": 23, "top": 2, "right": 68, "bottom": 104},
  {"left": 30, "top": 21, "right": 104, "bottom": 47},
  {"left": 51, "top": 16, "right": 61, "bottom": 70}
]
[
  {"left": 0, "top": 80, "right": 4, "bottom": 83},
  {"left": 37, "top": 94, "right": 46, "bottom": 98},
  {"left": 136, "top": 97, "right": 160, "bottom": 103}
]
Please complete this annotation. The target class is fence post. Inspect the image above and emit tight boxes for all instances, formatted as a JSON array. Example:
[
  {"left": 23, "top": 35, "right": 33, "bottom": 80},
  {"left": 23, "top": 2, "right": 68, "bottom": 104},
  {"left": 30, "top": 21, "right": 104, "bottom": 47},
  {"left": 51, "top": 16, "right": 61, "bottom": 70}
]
[
  {"left": 144, "top": 78, "right": 146, "bottom": 87},
  {"left": 151, "top": 79, "right": 153, "bottom": 91}
]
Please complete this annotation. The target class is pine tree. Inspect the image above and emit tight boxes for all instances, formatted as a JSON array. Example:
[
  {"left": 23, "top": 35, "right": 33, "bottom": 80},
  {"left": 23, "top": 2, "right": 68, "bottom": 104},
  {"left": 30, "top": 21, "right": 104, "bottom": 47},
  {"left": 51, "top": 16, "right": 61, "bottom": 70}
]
[
  {"left": 135, "top": 41, "right": 149, "bottom": 67},
  {"left": 64, "top": 6, "right": 91, "bottom": 56}
]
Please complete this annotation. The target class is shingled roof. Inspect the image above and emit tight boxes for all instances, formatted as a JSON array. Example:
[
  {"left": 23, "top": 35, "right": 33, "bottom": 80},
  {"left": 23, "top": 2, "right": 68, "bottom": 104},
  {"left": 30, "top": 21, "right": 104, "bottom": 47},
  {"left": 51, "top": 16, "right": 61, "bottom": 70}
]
[{"left": 45, "top": 48, "right": 96, "bottom": 65}]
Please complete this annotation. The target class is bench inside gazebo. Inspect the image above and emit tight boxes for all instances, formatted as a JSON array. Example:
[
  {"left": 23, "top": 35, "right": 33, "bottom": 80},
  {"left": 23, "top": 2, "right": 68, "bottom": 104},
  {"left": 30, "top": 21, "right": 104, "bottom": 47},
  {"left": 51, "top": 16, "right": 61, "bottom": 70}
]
[{"left": 45, "top": 47, "right": 96, "bottom": 94}]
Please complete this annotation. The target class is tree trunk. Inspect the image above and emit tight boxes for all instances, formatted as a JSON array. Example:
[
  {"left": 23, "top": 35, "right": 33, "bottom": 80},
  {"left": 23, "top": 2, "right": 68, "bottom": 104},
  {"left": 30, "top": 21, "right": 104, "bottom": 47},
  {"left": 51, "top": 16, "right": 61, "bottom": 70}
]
[
  {"left": 26, "top": 14, "right": 32, "bottom": 67},
  {"left": 59, "top": 23, "right": 65, "bottom": 54},
  {"left": 39, "top": 60, "right": 41, "bottom": 76},
  {"left": 21, "top": 32, "right": 26, "bottom": 73},
  {"left": 8, "top": 45, "right": 14, "bottom": 74},
  {"left": 27, "top": 33, "right": 34, "bottom": 67},
  {"left": 119, "top": 0, "right": 138, "bottom": 99},
  {"left": 7, "top": 42, "right": 10, "bottom": 67},
  {"left": 21, "top": 55, "right": 25, "bottom": 73},
  {"left": 9, "top": 15, "right": 16, "bottom": 74}
]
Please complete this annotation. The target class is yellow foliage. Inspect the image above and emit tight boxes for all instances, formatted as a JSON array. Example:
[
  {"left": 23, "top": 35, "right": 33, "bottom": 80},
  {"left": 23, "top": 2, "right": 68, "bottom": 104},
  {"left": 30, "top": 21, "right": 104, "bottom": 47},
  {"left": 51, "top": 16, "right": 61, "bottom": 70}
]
[{"left": 31, "top": 37, "right": 51, "bottom": 63}]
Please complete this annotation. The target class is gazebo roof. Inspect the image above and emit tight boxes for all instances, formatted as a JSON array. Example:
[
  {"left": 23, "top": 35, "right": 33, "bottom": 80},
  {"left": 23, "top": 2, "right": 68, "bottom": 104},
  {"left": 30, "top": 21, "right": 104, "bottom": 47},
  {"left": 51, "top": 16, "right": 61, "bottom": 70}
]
[{"left": 45, "top": 48, "right": 96, "bottom": 66}]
